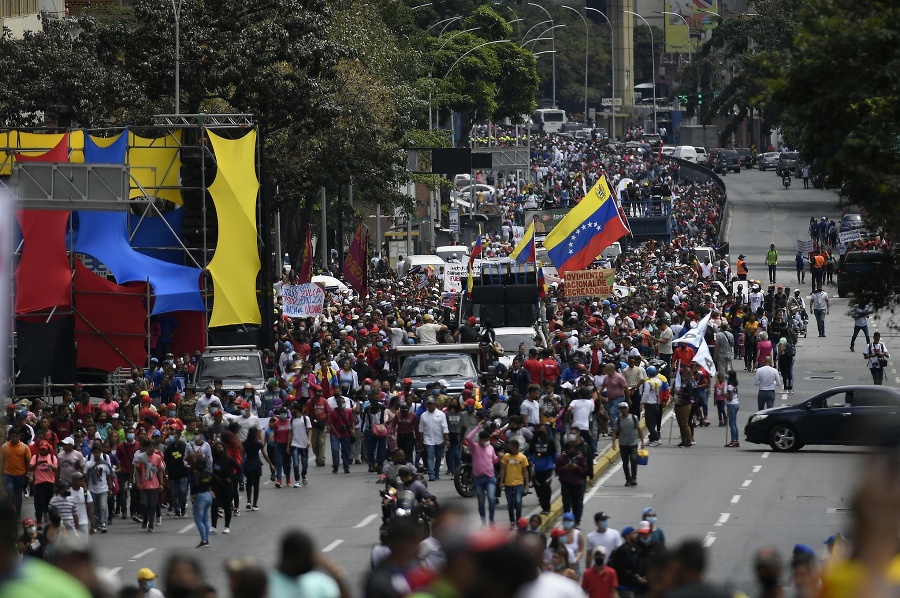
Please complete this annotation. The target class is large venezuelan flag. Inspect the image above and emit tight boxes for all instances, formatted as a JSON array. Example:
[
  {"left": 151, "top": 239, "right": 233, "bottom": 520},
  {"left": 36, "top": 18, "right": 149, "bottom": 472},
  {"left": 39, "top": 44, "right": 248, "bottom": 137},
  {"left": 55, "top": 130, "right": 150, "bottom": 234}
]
[
  {"left": 509, "top": 222, "right": 536, "bottom": 263},
  {"left": 467, "top": 235, "right": 483, "bottom": 296},
  {"left": 544, "top": 176, "right": 628, "bottom": 273}
]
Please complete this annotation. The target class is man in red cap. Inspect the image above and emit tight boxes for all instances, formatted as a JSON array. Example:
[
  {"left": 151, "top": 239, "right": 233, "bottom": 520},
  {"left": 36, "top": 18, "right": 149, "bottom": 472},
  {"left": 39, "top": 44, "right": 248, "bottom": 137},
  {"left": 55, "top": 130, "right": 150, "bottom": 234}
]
[{"left": 455, "top": 316, "right": 480, "bottom": 343}]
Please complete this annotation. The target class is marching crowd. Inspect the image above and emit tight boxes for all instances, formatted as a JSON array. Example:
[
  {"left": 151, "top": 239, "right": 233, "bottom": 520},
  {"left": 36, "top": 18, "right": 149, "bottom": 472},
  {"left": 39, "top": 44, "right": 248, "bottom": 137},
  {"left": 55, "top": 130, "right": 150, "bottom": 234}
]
[{"left": 0, "top": 133, "right": 877, "bottom": 598}]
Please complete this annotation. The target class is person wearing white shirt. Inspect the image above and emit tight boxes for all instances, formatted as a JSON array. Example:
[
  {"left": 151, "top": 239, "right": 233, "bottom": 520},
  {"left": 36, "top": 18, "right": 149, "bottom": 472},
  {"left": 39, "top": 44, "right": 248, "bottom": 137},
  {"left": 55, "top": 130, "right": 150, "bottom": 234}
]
[
  {"left": 754, "top": 356, "right": 782, "bottom": 410},
  {"left": 520, "top": 387, "right": 542, "bottom": 428},
  {"left": 808, "top": 285, "right": 830, "bottom": 337},
  {"left": 584, "top": 511, "right": 623, "bottom": 566},
  {"left": 418, "top": 398, "right": 449, "bottom": 481},
  {"left": 288, "top": 402, "right": 312, "bottom": 486},
  {"left": 749, "top": 286, "right": 764, "bottom": 314}
]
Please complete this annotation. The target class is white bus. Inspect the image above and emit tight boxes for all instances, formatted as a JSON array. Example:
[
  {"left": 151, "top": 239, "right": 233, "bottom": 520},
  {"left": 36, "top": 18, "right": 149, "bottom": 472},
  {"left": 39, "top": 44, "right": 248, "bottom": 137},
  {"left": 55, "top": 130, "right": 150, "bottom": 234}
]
[{"left": 531, "top": 109, "right": 567, "bottom": 133}]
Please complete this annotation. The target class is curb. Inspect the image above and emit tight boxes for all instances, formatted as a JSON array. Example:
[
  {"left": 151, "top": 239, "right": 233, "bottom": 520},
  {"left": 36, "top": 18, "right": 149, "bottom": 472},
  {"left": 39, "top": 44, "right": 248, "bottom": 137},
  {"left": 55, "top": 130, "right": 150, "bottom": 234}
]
[{"left": 539, "top": 410, "right": 665, "bottom": 534}]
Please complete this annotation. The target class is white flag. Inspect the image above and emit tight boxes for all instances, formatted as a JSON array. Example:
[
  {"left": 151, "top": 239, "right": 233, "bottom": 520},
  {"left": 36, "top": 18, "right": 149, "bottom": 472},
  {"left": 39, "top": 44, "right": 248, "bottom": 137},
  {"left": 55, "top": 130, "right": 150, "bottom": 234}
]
[
  {"left": 672, "top": 312, "right": 711, "bottom": 348},
  {"left": 693, "top": 339, "right": 717, "bottom": 377}
]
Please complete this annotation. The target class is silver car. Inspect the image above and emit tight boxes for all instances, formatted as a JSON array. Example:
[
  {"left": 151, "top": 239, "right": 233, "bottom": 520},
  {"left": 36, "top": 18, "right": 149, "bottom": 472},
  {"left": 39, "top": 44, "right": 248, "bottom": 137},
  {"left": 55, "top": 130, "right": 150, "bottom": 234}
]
[{"left": 757, "top": 152, "right": 779, "bottom": 171}]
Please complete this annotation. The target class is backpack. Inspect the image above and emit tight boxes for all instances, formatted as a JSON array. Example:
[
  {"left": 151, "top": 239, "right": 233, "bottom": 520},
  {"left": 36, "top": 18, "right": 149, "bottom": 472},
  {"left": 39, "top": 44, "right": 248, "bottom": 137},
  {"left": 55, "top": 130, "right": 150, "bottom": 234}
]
[{"left": 616, "top": 414, "right": 640, "bottom": 435}]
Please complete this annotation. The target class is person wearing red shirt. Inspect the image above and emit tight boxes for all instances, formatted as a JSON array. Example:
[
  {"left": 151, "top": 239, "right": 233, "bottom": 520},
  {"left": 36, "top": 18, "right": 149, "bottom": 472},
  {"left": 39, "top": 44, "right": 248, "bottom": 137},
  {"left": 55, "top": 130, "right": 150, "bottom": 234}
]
[
  {"left": 523, "top": 349, "right": 544, "bottom": 383},
  {"left": 73, "top": 393, "right": 93, "bottom": 422},
  {"left": 116, "top": 430, "right": 141, "bottom": 520},
  {"left": 132, "top": 438, "right": 165, "bottom": 532},
  {"left": 365, "top": 330, "right": 381, "bottom": 369},
  {"left": 269, "top": 408, "right": 292, "bottom": 488},
  {"left": 672, "top": 343, "right": 696, "bottom": 372},
  {"left": 540, "top": 350, "right": 561, "bottom": 384},
  {"left": 304, "top": 387, "right": 331, "bottom": 468},
  {"left": 49, "top": 405, "right": 75, "bottom": 441},
  {"left": 327, "top": 394, "right": 355, "bottom": 474},
  {"left": 582, "top": 546, "right": 619, "bottom": 598}
]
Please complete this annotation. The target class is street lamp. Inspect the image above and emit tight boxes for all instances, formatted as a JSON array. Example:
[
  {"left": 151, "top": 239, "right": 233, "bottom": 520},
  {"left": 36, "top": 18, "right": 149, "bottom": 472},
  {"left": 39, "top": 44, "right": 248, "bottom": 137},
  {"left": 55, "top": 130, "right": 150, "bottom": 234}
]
[
  {"left": 443, "top": 39, "right": 511, "bottom": 79},
  {"left": 529, "top": 2, "right": 556, "bottom": 107},
  {"left": 625, "top": 10, "right": 657, "bottom": 133},
  {"left": 171, "top": 0, "right": 182, "bottom": 114},
  {"left": 562, "top": 6, "right": 589, "bottom": 124},
  {"left": 426, "top": 16, "right": 460, "bottom": 33},
  {"left": 584, "top": 7, "right": 615, "bottom": 139},
  {"left": 520, "top": 19, "right": 552, "bottom": 45},
  {"left": 521, "top": 24, "right": 565, "bottom": 48}
]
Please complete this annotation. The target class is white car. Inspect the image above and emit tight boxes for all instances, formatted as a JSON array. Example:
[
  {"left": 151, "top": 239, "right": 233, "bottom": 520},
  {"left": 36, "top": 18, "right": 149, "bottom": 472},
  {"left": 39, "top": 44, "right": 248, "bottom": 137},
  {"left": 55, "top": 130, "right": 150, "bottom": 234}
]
[
  {"left": 694, "top": 147, "right": 708, "bottom": 164},
  {"left": 494, "top": 327, "right": 546, "bottom": 369}
]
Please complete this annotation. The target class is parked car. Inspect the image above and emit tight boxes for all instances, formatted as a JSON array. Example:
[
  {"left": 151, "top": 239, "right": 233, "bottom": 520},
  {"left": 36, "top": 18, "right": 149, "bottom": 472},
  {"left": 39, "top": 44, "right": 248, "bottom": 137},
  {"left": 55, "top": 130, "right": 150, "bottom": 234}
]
[
  {"left": 641, "top": 133, "right": 663, "bottom": 148},
  {"left": 839, "top": 213, "right": 865, "bottom": 233},
  {"left": 709, "top": 149, "right": 741, "bottom": 174},
  {"left": 661, "top": 145, "right": 676, "bottom": 156},
  {"left": 776, "top": 152, "right": 801, "bottom": 177},
  {"left": 693, "top": 147, "right": 708, "bottom": 164},
  {"left": 836, "top": 250, "right": 884, "bottom": 298},
  {"left": 757, "top": 152, "right": 780, "bottom": 171},
  {"left": 734, "top": 147, "right": 752, "bottom": 168},
  {"left": 744, "top": 385, "right": 900, "bottom": 451},
  {"left": 672, "top": 145, "right": 698, "bottom": 162}
]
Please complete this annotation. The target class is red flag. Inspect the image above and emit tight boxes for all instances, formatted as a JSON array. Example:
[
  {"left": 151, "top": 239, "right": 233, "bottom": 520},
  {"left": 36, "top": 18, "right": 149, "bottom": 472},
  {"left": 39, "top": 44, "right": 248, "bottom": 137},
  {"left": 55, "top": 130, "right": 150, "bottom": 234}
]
[
  {"left": 343, "top": 223, "right": 369, "bottom": 297},
  {"left": 297, "top": 227, "right": 314, "bottom": 284}
]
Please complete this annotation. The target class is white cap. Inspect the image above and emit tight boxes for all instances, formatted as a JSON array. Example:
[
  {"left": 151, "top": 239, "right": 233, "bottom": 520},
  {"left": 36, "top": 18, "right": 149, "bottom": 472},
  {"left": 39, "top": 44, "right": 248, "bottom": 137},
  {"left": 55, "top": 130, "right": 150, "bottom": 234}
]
[
  {"left": 618, "top": 401, "right": 629, "bottom": 409},
  {"left": 61, "top": 437, "right": 75, "bottom": 446},
  {"left": 437, "top": 379, "right": 448, "bottom": 387}
]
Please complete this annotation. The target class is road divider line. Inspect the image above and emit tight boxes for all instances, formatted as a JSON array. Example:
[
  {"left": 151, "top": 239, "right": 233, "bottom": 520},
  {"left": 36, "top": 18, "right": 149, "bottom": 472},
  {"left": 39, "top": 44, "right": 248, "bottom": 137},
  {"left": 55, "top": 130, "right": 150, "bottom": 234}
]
[
  {"left": 354, "top": 514, "right": 379, "bottom": 529},
  {"left": 742, "top": 480, "right": 752, "bottom": 487},
  {"left": 109, "top": 567, "right": 121, "bottom": 576},
  {"left": 322, "top": 539, "right": 343, "bottom": 553},
  {"left": 129, "top": 548, "right": 155, "bottom": 561},
  {"left": 178, "top": 523, "right": 195, "bottom": 534},
  {"left": 731, "top": 494, "right": 741, "bottom": 504},
  {"left": 752, "top": 465, "right": 762, "bottom": 473},
  {"left": 715, "top": 513, "right": 730, "bottom": 527},
  {"left": 583, "top": 463, "right": 623, "bottom": 504},
  {"left": 703, "top": 532, "right": 717, "bottom": 547},
  {"left": 761, "top": 452, "right": 770, "bottom": 459}
]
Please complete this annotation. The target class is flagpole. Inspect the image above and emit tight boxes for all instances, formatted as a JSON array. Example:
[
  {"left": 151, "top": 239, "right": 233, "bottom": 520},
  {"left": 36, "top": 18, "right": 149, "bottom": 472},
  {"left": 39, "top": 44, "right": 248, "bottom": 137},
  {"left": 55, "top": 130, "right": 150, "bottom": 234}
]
[{"left": 532, "top": 215, "right": 539, "bottom": 288}]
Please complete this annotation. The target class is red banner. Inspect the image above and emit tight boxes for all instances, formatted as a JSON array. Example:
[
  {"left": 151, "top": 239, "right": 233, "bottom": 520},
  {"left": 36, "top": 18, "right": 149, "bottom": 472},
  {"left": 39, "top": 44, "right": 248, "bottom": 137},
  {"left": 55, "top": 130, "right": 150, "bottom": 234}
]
[
  {"left": 297, "top": 227, "right": 313, "bottom": 284},
  {"left": 342, "top": 223, "right": 369, "bottom": 297}
]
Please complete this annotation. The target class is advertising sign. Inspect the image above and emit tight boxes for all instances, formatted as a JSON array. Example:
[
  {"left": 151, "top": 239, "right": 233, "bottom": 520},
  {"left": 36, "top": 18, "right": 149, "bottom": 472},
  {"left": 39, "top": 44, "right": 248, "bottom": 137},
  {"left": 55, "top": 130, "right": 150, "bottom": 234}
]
[
  {"left": 525, "top": 208, "right": 571, "bottom": 235},
  {"left": 564, "top": 269, "right": 616, "bottom": 298},
  {"left": 663, "top": 0, "right": 717, "bottom": 53}
]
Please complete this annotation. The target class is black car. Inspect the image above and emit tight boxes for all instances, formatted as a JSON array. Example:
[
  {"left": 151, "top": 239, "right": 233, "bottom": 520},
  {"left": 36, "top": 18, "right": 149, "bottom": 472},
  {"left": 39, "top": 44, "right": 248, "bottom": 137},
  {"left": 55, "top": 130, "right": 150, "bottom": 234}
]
[
  {"left": 776, "top": 152, "right": 800, "bottom": 177},
  {"left": 716, "top": 150, "right": 741, "bottom": 174},
  {"left": 836, "top": 250, "right": 884, "bottom": 298},
  {"left": 744, "top": 385, "right": 900, "bottom": 452},
  {"left": 734, "top": 147, "right": 752, "bottom": 168}
]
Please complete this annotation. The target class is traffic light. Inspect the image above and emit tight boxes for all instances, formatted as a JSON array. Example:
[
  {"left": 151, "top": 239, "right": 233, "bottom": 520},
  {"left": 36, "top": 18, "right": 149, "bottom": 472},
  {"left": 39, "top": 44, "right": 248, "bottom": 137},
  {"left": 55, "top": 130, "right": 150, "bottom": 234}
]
[{"left": 696, "top": 93, "right": 704, "bottom": 105}]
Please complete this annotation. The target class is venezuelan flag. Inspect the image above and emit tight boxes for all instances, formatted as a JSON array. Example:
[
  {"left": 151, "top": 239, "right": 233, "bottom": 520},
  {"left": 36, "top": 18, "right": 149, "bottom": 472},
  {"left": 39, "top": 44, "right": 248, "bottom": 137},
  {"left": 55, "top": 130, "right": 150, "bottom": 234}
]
[
  {"left": 537, "top": 265, "right": 547, "bottom": 298},
  {"left": 467, "top": 235, "right": 483, "bottom": 296},
  {"left": 509, "top": 222, "right": 536, "bottom": 263},
  {"left": 544, "top": 175, "right": 628, "bottom": 273}
]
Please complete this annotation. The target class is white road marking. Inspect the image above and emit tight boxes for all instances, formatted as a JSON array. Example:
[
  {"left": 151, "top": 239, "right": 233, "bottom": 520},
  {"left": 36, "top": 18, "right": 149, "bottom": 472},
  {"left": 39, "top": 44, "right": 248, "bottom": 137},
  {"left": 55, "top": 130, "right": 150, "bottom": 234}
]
[
  {"left": 178, "top": 523, "right": 195, "bottom": 534},
  {"left": 731, "top": 494, "right": 741, "bottom": 504},
  {"left": 354, "top": 514, "right": 379, "bottom": 529},
  {"left": 109, "top": 567, "right": 121, "bottom": 576},
  {"left": 761, "top": 452, "right": 770, "bottom": 459},
  {"left": 752, "top": 465, "right": 762, "bottom": 473},
  {"left": 891, "top": 368, "right": 896, "bottom": 374},
  {"left": 895, "top": 377, "right": 899, "bottom": 384},
  {"left": 129, "top": 548, "right": 155, "bottom": 561},
  {"left": 714, "top": 513, "right": 730, "bottom": 527},
  {"left": 322, "top": 539, "right": 344, "bottom": 553},
  {"left": 583, "top": 463, "right": 623, "bottom": 503},
  {"left": 781, "top": 393, "right": 788, "bottom": 401},
  {"left": 703, "top": 532, "right": 717, "bottom": 547},
  {"left": 742, "top": 480, "right": 752, "bottom": 487}
]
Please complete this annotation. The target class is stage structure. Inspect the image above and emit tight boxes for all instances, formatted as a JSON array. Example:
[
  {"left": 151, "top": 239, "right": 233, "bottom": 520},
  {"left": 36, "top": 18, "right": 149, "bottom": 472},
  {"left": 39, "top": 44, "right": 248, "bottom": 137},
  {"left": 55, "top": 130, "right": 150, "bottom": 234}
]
[{"left": 0, "top": 115, "right": 271, "bottom": 397}]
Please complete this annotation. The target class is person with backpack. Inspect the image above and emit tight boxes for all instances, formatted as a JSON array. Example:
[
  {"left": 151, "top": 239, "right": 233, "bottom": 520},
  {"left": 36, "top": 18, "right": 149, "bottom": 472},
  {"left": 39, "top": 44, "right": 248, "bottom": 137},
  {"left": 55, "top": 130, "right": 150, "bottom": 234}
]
[
  {"left": 776, "top": 337, "right": 796, "bottom": 393},
  {"left": 864, "top": 332, "right": 890, "bottom": 385},
  {"left": 611, "top": 402, "right": 644, "bottom": 487}
]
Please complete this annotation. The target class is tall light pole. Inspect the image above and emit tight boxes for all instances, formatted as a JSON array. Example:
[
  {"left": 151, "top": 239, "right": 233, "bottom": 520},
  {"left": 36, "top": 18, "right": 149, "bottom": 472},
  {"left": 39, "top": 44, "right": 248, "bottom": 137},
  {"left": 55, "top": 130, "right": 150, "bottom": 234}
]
[
  {"left": 171, "top": 0, "right": 182, "bottom": 114},
  {"left": 584, "top": 7, "right": 615, "bottom": 139},
  {"left": 521, "top": 24, "right": 565, "bottom": 49},
  {"left": 562, "top": 6, "right": 589, "bottom": 124},
  {"left": 528, "top": 3, "right": 556, "bottom": 107},
  {"left": 625, "top": 10, "right": 657, "bottom": 133}
]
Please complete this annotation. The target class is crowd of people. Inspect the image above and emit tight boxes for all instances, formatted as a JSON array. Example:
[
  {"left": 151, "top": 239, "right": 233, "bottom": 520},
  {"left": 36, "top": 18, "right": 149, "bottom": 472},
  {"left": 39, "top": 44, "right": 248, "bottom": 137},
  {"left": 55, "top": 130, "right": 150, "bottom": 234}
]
[{"left": 0, "top": 130, "right": 879, "bottom": 598}]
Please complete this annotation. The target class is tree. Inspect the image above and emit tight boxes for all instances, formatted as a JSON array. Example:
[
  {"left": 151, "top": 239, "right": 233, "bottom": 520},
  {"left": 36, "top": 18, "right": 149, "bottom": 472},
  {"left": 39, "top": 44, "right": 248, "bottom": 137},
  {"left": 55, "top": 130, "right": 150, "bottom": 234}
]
[{"left": 767, "top": 0, "right": 900, "bottom": 312}]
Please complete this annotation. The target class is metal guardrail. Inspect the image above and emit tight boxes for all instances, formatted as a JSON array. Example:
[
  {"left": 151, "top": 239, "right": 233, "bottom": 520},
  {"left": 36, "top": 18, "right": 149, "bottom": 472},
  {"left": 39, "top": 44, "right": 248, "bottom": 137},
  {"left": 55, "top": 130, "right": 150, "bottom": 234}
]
[{"left": 669, "top": 156, "right": 727, "bottom": 195}]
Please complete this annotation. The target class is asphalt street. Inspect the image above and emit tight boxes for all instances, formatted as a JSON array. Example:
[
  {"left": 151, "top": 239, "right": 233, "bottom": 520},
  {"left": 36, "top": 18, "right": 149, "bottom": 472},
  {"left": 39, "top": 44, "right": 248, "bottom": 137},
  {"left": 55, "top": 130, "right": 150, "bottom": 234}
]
[{"left": 24, "top": 168, "right": 889, "bottom": 596}]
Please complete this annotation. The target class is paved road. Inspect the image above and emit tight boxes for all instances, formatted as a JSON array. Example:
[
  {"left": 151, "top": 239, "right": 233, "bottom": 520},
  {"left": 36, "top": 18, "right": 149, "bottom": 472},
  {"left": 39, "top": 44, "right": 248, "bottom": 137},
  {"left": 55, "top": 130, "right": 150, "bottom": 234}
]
[{"left": 33, "top": 169, "right": 890, "bottom": 595}]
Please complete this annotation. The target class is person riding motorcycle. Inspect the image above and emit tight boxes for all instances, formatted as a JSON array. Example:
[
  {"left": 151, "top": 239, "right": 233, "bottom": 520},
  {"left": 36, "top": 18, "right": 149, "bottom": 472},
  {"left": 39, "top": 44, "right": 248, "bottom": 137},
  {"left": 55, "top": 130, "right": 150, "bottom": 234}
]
[{"left": 396, "top": 466, "right": 434, "bottom": 505}]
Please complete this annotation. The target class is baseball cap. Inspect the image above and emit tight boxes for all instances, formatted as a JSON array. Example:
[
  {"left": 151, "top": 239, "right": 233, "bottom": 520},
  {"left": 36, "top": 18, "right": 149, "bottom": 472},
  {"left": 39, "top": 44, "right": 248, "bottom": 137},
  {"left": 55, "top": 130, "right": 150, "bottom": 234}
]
[
  {"left": 642, "top": 507, "right": 656, "bottom": 518},
  {"left": 137, "top": 568, "right": 157, "bottom": 581},
  {"left": 437, "top": 379, "right": 448, "bottom": 387},
  {"left": 595, "top": 511, "right": 610, "bottom": 521},
  {"left": 618, "top": 401, "right": 629, "bottom": 409},
  {"left": 593, "top": 545, "right": 607, "bottom": 557},
  {"left": 621, "top": 526, "right": 636, "bottom": 536},
  {"left": 793, "top": 544, "right": 815, "bottom": 557},
  {"left": 637, "top": 521, "right": 652, "bottom": 534},
  {"left": 549, "top": 528, "right": 566, "bottom": 538},
  {"left": 61, "top": 437, "right": 75, "bottom": 446},
  {"left": 403, "top": 378, "right": 413, "bottom": 385},
  {"left": 562, "top": 512, "right": 575, "bottom": 521}
]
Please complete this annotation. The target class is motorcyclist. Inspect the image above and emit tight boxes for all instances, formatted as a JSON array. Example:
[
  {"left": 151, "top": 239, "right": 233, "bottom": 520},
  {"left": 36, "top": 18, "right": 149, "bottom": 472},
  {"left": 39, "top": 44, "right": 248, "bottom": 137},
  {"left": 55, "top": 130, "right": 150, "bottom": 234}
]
[
  {"left": 396, "top": 466, "right": 435, "bottom": 505},
  {"left": 383, "top": 449, "right": 417, "bottom": 487},
  {"left": 502, "top": 415, "right": 533, "bottom": 450}
]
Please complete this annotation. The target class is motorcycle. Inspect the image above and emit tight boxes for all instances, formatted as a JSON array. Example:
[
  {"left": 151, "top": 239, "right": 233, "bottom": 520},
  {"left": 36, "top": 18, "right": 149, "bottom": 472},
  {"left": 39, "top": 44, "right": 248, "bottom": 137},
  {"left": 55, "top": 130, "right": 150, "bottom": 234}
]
[{"left": 782, "top": 174, "right": 791, "bottom": 189}]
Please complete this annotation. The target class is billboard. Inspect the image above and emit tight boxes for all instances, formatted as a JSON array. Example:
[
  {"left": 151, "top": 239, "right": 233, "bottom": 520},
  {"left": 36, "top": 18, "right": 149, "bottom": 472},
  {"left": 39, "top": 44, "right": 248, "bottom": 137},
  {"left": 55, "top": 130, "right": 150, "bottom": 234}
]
[{"left": 664, "top": 0, "right": 718, "bottom": 54}]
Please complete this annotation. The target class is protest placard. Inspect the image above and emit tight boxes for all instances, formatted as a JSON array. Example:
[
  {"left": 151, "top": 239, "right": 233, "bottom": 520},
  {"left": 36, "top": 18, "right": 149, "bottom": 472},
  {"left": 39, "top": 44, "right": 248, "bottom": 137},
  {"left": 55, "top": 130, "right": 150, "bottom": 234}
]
[{"left": 282, "top": 283, "right": 326, "bottom": 318}]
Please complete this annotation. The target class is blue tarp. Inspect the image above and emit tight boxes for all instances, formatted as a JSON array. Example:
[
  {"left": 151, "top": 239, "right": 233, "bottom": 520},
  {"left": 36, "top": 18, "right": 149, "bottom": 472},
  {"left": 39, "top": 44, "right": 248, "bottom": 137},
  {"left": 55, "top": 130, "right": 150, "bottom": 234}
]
[
  {"left": 128, "top": 209, "right": 185, "bottom": 264},
  {"left": 71, "top": 211, "right": 204, "bottom": 315},
  {"left": 84, "top": 128, "right": 128, "bottom": 164}
]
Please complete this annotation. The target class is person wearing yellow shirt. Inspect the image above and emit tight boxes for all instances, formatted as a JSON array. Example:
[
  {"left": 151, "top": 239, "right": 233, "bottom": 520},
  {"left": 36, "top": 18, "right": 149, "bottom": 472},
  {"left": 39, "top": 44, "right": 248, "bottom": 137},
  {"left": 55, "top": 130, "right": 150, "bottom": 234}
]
[{"left": 499, "top": 438, "right": 530, "bottom": 528}]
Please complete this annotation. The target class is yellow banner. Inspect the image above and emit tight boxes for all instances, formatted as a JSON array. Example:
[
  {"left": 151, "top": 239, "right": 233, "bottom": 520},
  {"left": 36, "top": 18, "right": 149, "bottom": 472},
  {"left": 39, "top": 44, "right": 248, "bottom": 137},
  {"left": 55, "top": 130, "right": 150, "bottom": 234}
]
[
  {"left": 564, "top": 268, "right": 616, "bottom": 298},
  {"left": 664, "top": 0, "right": 717, "bottom": 54}
]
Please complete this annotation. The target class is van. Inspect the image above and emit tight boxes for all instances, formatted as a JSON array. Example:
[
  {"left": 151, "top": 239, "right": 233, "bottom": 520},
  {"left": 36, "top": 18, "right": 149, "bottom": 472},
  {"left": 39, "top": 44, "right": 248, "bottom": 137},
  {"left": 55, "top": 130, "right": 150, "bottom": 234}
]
[
  {"left": 403, "top": 254, "right": 446, "bottom": 278},
  {"left": 434, "top": 246, "right": 470, "bottom": 263},
  {"left": 530, "top": 109, "right": 567, "bottom": 133},
  {"left": 672, "top": 145, "right": 698, "bottom": 162},
  {"left": 600, "top": 242, "right": 622, "bottom": 260}
]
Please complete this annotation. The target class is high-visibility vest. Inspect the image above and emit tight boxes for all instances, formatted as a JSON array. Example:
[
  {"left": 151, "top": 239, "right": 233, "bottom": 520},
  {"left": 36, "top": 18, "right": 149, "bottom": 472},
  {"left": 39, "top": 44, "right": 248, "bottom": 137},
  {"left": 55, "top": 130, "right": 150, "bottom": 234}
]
[{"left": 737, "top": 260, "right": 748, "bottom": 275}]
